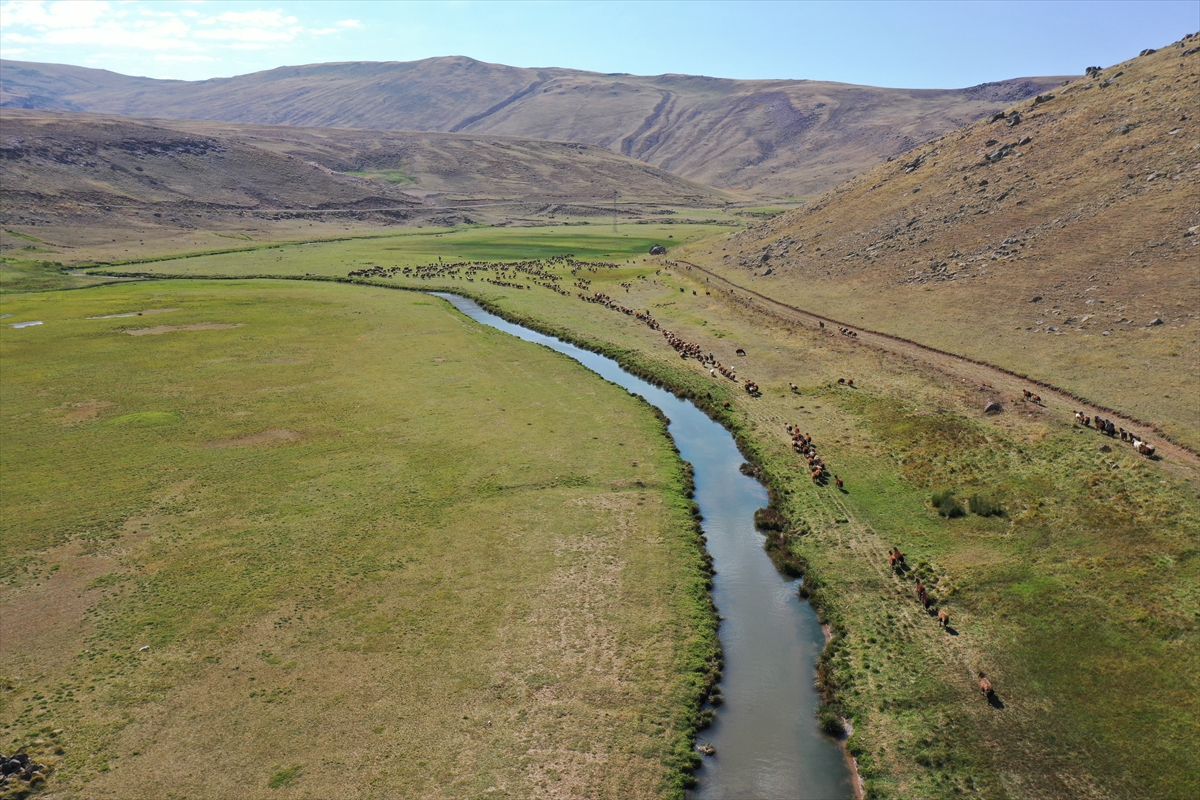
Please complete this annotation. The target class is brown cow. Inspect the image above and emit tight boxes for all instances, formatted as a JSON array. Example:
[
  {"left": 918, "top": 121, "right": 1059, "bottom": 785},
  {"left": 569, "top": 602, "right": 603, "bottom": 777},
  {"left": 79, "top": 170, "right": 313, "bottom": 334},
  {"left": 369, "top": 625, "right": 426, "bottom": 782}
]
[
  {"left": 979, "top": 672, "right": 994, "bottom": 698},
  {"left": 938, "top": 609, "right": 950, "bottom": 628},
  {"left": 835, "top": 476, "right": 844, "bottom": 489}
]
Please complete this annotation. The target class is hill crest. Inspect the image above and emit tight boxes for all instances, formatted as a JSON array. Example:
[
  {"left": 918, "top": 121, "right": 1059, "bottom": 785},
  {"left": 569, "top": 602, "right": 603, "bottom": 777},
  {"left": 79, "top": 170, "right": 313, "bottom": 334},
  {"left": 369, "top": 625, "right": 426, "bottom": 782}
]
[{"left": 0, "top": 56, "right": 1069, "bottom": 196}]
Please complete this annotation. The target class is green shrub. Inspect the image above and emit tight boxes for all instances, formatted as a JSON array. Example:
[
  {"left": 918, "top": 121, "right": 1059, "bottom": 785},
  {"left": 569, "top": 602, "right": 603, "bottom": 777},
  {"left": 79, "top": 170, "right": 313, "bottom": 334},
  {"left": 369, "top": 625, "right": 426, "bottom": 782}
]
[
  {"left": 931, "top": 489, "right": 965, "bottom": 518},
  {"left": 818, "top": 708, "right": 846, "bottom": 737},
  {"left": 753, "top": 506, "right": 788, "bottom": 532},
  {"left": 968, "top": 494, "right": 1004, "bottom": 516}
]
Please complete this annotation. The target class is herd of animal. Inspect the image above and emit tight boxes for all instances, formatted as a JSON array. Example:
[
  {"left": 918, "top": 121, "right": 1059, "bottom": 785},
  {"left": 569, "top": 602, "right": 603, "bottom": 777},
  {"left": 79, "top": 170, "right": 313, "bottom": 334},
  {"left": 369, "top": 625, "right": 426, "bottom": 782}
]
[
  {"left": 348, "top": 255, "right": 615, "bottom": 296},
  {"left": 785, "top": 424, "right": 842, "bottom": 487},
  {"left": 888, "top": 548, "right": 996, "bottom": 700},
  {"left": 1074, "top": 410, "right": 1157, "bottom": 456},
  {"left": 579, "top": 291, "right": 759, "bottom": 394}
]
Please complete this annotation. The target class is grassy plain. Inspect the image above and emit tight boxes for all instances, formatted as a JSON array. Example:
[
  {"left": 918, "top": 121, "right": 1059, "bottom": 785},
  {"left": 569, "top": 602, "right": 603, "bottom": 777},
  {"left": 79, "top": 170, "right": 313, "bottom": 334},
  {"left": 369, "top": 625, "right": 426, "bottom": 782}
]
[
  {"left": 0, "top": 278, "right": 717, "bottom": 798},
  {"left": 101, "top": 222, "right": 715, "bottom": 278},
  {"left": 8, "top": 220, "right": 1198, "bottom": 799},
  {"left": 114, "top": 223, "right": 1200, "bottom": 800}
]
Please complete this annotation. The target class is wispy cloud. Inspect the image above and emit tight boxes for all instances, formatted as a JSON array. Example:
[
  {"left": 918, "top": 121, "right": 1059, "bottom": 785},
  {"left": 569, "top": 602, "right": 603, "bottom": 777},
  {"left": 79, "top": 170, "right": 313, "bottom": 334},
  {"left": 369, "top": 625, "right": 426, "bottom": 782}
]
[{"left": 0, "top": 1, "right": 360, "bottom": 62}]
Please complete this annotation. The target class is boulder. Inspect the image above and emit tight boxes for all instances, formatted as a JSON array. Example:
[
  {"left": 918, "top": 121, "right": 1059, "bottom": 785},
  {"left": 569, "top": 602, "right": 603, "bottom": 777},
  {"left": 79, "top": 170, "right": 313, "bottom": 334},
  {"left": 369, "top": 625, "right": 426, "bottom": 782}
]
[
  {"left": 1147, "top": 317, "right": 1164, "bottom": 326},
  {"left": 1098, "top": 444, "right": 1112, "bottom": 453},
  {"left": 986, "top": 112, "right": 1006, "bottom": 124},
  {"left": 649, "top": 244, "right": 666, "bottom": 255},
  {"left": 1005, "top": 112, "right": 1022, "bottom": 126},
  {"left": 1140, "top": 48, "right": 1156, "bottom": 56},
  {"left": 984, "top": 400, "right": 1003, "bottom": 414}
]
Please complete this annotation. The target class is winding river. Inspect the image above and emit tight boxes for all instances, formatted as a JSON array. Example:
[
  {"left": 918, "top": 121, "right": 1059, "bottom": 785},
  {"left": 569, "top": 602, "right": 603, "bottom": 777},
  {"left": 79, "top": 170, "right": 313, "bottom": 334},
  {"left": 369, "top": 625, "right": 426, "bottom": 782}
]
[{"left": 434, "top": 293, "right": 854, "bottom": 799}]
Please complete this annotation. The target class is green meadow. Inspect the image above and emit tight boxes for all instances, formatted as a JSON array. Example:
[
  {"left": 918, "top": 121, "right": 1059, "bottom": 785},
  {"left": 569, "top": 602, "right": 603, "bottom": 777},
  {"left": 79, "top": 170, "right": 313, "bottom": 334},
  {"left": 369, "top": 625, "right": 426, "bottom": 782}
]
[
  {"left": 5, "top": 220, "right": 1197, "bottom": 799},
  {"left": 0, "top": 278, "right": 716, "bottom": 798},
  {"left": 99, "top": 222, "right": 717, "bottom": 278}
]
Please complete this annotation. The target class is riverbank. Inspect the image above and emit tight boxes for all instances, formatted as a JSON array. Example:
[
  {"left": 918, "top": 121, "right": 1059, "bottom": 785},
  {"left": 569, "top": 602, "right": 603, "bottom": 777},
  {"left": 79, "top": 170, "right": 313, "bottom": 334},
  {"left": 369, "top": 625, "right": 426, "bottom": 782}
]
[
  {"left": 73, "top": 229, "right": 1200, "bottom": 798},
  {"left": 0, "top": 279, "right": 719, "bottom": 798}
]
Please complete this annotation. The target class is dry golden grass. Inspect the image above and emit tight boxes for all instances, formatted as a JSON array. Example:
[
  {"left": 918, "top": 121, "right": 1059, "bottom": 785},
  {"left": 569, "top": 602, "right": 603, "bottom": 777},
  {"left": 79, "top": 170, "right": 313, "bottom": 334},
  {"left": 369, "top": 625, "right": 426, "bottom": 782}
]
[{"left": 683, "top": 38, "right": 1200, "bottom": 449}]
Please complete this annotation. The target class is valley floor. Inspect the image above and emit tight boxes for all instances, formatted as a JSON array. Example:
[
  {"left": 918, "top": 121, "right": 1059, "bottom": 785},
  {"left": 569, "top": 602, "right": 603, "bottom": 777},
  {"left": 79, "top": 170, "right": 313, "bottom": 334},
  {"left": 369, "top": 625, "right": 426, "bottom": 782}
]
[{"left": 3, "top": 224, "right": 1197, "bottom": 799}]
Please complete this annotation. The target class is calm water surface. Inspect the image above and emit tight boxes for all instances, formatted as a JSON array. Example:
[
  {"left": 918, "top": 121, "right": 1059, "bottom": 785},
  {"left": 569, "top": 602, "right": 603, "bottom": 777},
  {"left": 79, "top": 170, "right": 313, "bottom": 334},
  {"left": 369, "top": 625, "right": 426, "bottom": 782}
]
[{"left": 434, "top": 293, "right": 854, "bottom": 800}]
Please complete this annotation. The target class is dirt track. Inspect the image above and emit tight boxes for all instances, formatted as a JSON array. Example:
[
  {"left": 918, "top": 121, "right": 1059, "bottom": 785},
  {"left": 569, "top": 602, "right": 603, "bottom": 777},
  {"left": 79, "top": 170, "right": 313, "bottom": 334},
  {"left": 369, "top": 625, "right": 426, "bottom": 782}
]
[{"left": 677, "top": 260, "right": 1200, "bottom": 482}]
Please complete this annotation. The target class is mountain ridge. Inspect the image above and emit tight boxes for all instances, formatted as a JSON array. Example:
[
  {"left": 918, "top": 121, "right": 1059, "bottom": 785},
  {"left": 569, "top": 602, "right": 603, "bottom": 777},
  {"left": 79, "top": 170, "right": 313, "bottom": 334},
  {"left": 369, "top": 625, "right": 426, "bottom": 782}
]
[{"left": 0, "top": 56, "right": 1070, "bottom": 195}]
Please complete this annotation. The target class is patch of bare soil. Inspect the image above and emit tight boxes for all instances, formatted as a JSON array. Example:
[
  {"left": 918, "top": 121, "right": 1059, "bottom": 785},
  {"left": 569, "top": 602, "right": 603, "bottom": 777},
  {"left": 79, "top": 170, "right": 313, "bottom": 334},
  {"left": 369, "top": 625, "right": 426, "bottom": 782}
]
[
  {"left": 125, "top": 322, "right": 242, "bottom": 336},
  {"left": 203, "top": 429, "right": 301, "bottom": 448},
  {"left": 0, "top": 542, "right": 120, "bottom": 675},
  {"left": 47, "top": 399, "right": 114, "bottom": 423}
]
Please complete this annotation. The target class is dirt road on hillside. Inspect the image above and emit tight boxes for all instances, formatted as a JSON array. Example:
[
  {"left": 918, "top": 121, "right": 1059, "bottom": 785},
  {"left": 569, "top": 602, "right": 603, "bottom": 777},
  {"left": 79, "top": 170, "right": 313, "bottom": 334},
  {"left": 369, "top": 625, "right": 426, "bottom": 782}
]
[{"left": 676, "top": 260, "right": 1200, "bottom": 481}]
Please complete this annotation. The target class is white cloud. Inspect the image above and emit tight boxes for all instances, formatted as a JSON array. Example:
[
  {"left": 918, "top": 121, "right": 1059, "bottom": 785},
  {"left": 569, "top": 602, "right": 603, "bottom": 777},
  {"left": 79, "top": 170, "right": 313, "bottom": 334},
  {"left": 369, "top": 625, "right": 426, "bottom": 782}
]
[
  {"left": 155, "top": 53, "right": 214, "bottom": 62},
  {"left": 0, "top": 2, "right": 362, "bottom": 61},
  {"left": 0, "top": 1, "right": 111, "bottom": 30}
]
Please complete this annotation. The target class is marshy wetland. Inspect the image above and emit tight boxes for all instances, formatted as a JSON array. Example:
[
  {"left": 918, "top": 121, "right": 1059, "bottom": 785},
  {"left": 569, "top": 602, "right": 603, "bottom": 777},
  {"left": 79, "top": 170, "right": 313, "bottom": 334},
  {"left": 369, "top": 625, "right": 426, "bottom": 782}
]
[{"left": 3, "top": 223, "right": 1198, "bottom": 799}]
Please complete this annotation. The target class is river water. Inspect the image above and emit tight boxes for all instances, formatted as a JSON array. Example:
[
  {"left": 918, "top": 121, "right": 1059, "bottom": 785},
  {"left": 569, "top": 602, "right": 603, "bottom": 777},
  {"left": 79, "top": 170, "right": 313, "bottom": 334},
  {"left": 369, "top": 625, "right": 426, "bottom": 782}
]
[{"left": 434, "top": 293, "right": 854, "bottom": 799}]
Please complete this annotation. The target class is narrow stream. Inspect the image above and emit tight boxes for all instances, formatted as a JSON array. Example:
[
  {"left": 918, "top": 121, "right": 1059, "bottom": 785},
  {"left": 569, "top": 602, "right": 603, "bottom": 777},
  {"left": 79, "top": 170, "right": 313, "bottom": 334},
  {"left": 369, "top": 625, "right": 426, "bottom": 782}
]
[{"left": 434, "top": 293, "right": 854, "bottom": 799}]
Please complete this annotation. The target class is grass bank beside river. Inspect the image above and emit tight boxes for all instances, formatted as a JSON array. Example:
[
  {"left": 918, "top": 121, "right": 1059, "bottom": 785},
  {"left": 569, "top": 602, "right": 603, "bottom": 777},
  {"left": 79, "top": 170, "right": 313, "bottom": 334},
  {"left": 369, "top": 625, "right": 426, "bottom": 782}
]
[
  {"left": 0, "top": 278, "right": 717, "bottom": 798},
  {"left": 11, "top": 222, "right": 1197, "bottom": 799},
  {"left": 122, "top": 222, "right": 1196, "bottom": 800}
]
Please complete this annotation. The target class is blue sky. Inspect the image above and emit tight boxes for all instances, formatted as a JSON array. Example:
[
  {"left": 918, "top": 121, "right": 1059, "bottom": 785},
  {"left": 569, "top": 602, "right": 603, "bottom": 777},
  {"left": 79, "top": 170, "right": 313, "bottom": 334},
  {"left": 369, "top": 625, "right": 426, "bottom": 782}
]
[{"left": 1, "top": 1, "right": 1196, "bottom": 88}]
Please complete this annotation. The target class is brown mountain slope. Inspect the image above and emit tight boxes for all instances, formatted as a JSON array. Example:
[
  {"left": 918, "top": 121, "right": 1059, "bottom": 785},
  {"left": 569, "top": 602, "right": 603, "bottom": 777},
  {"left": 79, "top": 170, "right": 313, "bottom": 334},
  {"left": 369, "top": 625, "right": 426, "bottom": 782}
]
[
  {"left": 0, "top": 111, "right": 729, "bottom": 259},
  {"left": 681, "top": 37, "right": 1200, "bottom": 449},
  {"left": 0, "top": 57, "right": 1068, "bottom": 196}
]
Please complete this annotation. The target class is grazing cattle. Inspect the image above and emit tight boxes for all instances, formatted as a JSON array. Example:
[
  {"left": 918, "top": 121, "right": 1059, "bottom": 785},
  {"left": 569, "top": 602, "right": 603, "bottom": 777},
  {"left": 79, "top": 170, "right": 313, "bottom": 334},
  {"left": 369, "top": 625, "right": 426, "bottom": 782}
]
[
  {"left": 847, "top": 378, "right": 854, "bottom": 387},
  {"left": 920, "top": 591, "right": 935, "bottom": 611},
  {"left": 1133, "top": 439, "right": 1156, "bottom": 457},
  {"left": 888, "top": 548, "right": 906, "bottom": 571},
  {"left": 979, "top": 672, "right": 994, "bottom": 698},
  {"left": 1023, "top": 390, "right": 1033, "bottom": 401},
  {"left": 1031, "top": 394, "right": 1041, "bottom": 404},
  {"left": 915, "top": 580, "right": 926, "bottom": 597},
  {"left": 837, "top": 378, "right": 846, "bottom": 385},
  {"left": 790, "top": 382, "right": 799, "bottom": 392},
  {"left": 735, "top": 348, "right": 747, "bottom": 357},
  {"left": 938, "top": 609, "right": 950, "bottom": 627},
  {"left": 835, "top": 476, "right": 844, "bottom": 489}
]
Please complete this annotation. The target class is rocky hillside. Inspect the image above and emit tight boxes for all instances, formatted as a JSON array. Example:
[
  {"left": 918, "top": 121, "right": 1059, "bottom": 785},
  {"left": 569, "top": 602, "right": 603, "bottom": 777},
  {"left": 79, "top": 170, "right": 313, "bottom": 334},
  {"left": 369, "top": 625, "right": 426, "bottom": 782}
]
[
  {"left": 684, "top": 37, "right": 1200, "bottom": 447},
  {"left": 0, "top": 57, "right": 1068, "bottom": 196}
]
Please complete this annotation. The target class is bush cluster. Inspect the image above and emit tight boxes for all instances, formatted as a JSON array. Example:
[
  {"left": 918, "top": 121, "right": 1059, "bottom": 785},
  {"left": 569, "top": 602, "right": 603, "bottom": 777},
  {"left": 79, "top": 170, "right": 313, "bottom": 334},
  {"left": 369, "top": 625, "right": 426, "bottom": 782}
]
[
  {"left": 968, "top": 494, "right": 1003, "bottom": 516},
  {"left": 930, "top": 489, "right": 965, "bottom": 518}
]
